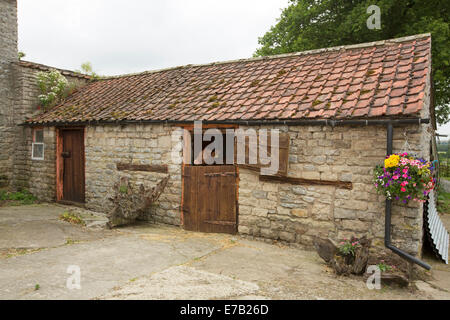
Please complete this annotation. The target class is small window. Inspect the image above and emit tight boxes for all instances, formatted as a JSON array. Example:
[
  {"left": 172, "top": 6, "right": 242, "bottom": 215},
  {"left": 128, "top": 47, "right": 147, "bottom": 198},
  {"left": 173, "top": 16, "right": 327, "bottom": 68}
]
[{"left": 32, "top": 129, "right": 44, "bottom": 160}]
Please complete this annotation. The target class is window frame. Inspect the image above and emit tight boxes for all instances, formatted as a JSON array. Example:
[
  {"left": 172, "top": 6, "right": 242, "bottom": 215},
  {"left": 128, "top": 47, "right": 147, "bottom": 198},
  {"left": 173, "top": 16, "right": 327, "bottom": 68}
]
[{"left": 32, "top": 129, "right": 45, "bottom": 161}]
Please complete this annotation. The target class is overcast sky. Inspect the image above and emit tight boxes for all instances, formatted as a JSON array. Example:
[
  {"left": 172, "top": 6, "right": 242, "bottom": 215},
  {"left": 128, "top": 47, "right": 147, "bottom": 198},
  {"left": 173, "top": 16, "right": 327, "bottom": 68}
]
[
  {"left": 18, "top": 0, "right": 289, "bottom": 75},
  {"left": 17, "top": 0, "right": 449, "bottom": 136}
]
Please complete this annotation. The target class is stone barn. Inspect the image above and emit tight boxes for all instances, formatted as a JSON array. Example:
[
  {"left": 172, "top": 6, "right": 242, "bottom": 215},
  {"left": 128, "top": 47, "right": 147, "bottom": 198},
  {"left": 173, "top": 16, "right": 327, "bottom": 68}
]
[{"left": 1, "top": 0, "right": 443, "bottom": 269}]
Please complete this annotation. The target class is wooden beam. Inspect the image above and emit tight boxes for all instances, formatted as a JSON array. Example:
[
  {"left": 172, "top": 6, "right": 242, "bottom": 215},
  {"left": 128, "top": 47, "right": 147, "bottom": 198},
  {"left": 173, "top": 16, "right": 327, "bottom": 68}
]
[
  {"left": 259, "top": 174, "right": 352, "bottom": 190},
  {"left": 116, "top": 163, "right": 168, "bottom": 173}
]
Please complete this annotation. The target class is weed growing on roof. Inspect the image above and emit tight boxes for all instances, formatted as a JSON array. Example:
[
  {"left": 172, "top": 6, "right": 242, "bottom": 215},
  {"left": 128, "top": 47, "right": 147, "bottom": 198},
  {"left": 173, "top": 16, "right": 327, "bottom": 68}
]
[
  {"left": 75, "top": 61, "right": 101, "bottom": 80},
  {"left": 360, "top": 89, "right": 371, "bottom": 95},
  {"left": 168, "top": 102, "right": 178, "bottom": 109},
  {"left": 110, "top": 111, "right": 129, "bottom": 119},
  {"left": 366, "top": 69, "right": 376, "bottom": 76},
  {"left": 208, "top": 95, "right": 218, "bottom": 103},
  {"left": 250, "top": 80, "right": 260, "bottom": 87},
  {"left": 312, "top": 100, "right": 322, "bottom": 106}
]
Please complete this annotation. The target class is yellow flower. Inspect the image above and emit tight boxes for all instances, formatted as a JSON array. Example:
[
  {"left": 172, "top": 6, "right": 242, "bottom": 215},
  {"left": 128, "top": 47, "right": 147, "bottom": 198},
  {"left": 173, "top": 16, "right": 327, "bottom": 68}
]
[{"left": 384, "top": 154, "right": 400, "bottom": 168}]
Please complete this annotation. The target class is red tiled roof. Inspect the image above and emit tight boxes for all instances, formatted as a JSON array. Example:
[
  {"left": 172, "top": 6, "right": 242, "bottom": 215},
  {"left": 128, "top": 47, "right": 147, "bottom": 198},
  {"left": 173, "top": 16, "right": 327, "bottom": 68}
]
[{"left": 27, "top": 34, "right": 431, "bottom": 124}]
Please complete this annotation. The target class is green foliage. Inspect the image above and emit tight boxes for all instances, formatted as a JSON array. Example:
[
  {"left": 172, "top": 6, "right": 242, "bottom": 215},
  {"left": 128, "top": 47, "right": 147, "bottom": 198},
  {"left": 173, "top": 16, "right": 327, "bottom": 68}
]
[
  {"left": 373, "top": 153, "right": 435, "bottom": 203},
  {"left": 18, "top": 51, "right": 26, "bottom": 60},
  {"left": 35, "top": 70, "right": 69, "bottom": 110},
  {"left": 376, "top": 261, "right": 396, "bottom": 272},
  {"left": 119, "top": 185, "right": 128, "bottom": 194},
  {"left": 437, "top": 187, "right": 450, "bottom": 214},
  {"left": 338, "top": 239, "right": 361, "bottom": 256},
  {"left": 255, "top": 0, "right": 450, "bottom": 124},
  {"left": 59, "top": 212, "right": 86, "bottom": 226},
  {"left": 0, "top": 189, "right": 37, "bottom": 206},
  {"left": 34, "top": 284, "right": 40, "bottom": 291},
  {"left": 76, "top": 61, "right": 101, "bottom": 79}
]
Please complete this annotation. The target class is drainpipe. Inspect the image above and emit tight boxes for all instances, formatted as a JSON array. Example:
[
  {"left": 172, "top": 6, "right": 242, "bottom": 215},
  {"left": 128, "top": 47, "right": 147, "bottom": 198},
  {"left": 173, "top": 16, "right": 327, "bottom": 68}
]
[{"left": 385, "top": 122, "right": 431, "bottom": 270}]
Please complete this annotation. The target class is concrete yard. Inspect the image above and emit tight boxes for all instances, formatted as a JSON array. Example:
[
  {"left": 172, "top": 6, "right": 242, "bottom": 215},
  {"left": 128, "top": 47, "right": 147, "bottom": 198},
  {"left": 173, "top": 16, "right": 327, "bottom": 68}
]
[{"left": 0, "top": 204, "right": 449, "bottom": 300}]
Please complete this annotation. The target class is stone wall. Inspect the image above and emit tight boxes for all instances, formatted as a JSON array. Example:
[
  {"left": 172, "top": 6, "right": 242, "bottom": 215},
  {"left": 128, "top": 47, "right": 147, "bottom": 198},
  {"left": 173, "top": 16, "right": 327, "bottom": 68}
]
[
  {"left": 20, "top": 119, "right": 432, "bottom": 256},
  {"left": 237, "top": 123, "right": 432, "bottom": 256},
  {"left": 11, "top": 64, "right": 89, "bottom": 192},
  {"left": 20, "top": 126, "right": 57, "bottom": 201},
  {"left": 84, "top": 124, "right": 183, "bottom": 225},
  {"left": 0, "top": 0, "right": 89, "bottom": 192},
  {"left": 0, "top": 0, "right": 18, "bottom": 188}
]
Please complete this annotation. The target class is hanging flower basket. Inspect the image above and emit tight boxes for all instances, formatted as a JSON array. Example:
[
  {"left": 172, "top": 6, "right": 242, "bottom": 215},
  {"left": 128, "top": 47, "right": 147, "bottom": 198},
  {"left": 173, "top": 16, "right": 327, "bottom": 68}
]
[{"left": 373, "top": 153, "right": 435, "bottom": 203}]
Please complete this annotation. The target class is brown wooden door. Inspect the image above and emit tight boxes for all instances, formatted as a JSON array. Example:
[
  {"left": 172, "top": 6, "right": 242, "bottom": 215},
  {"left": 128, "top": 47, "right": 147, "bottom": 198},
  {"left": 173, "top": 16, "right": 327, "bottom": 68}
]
[
  {"left": 62, "top": 129, "right": 85, "bottom": 203},
  {"left": 183, "top": 165, "right": 237, "bottom": 234}
]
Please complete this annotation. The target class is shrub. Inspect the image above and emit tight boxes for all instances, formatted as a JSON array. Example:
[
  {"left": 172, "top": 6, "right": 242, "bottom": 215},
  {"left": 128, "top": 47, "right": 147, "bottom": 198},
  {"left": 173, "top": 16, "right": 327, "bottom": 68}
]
[{"left": 35, "top": 70, "right": 69, "bottom": 110}]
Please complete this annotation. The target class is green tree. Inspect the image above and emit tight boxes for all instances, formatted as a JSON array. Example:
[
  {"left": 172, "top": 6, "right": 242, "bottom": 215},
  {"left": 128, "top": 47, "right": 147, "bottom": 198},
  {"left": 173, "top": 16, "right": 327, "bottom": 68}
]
[
  {"left": 76, "top": 61, "right": 100, "bottom": 79},
  {"left": 255, "top": 0, "right": 449, "bottom": 124}
]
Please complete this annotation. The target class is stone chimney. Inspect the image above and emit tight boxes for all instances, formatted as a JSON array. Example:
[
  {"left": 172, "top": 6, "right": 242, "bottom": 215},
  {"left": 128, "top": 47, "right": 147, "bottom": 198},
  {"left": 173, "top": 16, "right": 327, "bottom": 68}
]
[{"left": 0, "top": 0, "right": 18, "bottom": 187}]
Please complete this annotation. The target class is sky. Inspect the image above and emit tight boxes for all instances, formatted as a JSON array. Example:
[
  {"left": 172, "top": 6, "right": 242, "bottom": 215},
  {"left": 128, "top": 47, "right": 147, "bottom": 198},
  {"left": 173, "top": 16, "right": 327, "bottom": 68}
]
[
  {"left": 17, "top": 0, "right": 449, "bottom": 137},
  {"left": 18, "top": 0, "right": 289, "bottom": 75}
]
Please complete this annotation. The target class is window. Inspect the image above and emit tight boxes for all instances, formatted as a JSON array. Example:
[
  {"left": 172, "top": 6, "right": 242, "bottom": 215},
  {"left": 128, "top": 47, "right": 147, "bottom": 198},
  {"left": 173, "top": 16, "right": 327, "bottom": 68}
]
[{"left": 32, "top": 129, "right": 44, "bottom": 160}]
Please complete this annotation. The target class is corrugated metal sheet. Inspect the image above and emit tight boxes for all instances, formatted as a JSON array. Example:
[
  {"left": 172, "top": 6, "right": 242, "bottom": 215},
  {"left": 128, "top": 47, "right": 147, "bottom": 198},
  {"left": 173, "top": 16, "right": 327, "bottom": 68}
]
[{"left": 424, "top": 192, "right": 449, "bottom": 264}]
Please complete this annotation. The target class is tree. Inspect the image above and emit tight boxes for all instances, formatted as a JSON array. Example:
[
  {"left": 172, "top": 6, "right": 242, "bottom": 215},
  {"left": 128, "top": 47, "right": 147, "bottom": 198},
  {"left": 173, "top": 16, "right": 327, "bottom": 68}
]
[
  {"left": 255, "top": 0, "right": 450, "bottom": 124},
  {"left": 76, "top": 61, "right": 100, "bottom": 79}
]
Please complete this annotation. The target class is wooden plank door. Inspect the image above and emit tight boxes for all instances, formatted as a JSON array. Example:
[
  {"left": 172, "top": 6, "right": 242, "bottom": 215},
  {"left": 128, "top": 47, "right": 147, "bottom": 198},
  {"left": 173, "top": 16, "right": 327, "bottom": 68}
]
[
  {"left": 183, "top": 165, "right": 237, "bottom": 234},
  {"left": 62, "top": 129, "right": 85, "bottom": 203}
]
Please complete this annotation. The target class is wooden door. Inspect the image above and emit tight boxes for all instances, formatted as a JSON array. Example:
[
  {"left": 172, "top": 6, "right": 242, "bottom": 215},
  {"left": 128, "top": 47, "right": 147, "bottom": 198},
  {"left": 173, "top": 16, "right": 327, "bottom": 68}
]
[
  {"left": 61, "top": 129, "right": 85, "bottom": 203},
  {"left": 183, "top": 165, "right": 237, "bottom": 234}
]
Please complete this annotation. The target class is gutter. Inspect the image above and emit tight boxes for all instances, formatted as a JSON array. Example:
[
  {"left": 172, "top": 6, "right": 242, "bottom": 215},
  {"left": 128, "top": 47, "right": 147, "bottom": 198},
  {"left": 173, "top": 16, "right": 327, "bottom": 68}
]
[
  {"left": 385, "top": 122, "right": 431, "bottom": 270},
  {"left": 21, "top": 117, "right": 430, "bottom": 127}
]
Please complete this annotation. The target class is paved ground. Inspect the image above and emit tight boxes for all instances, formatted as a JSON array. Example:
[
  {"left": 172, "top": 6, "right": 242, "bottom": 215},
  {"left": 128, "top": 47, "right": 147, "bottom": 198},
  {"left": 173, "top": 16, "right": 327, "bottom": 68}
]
[{"left": 0, "top": 204, "right": 449, "bottom": 300}]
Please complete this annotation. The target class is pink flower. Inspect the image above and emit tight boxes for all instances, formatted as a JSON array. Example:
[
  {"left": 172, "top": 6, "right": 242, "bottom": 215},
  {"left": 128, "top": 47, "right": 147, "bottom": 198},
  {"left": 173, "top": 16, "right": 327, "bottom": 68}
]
[
  {"left": 393, "top": 175, "right": 400, "bottom": 180},
  {"left": 413, "top": 183, "right": 417, "bottom": 187},
  {"left": 401, "top": 181, "right": 408, "bottom": 187},
  {"left": 402, "top": 168, "right": 408, "bottom": 174},
  {"left": 401, "top": 187, "right": 406, "bottom": 192},
  {"left": 402, "top": 174, "right": 409, "bottom": 179}
]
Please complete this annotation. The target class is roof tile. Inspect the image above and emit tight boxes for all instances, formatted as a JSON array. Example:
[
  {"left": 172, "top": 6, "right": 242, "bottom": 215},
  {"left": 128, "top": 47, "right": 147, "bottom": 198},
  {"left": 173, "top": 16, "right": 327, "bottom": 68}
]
[{"left": 28, "top": 34, "right": 431, "bottom": 124}]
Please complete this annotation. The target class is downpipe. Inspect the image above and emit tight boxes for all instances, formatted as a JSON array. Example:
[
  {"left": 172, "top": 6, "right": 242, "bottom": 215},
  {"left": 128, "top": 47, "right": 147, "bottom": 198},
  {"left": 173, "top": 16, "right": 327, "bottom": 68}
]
[{"left": 385, "top": 122, "right": 431, "bottom": 270}]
